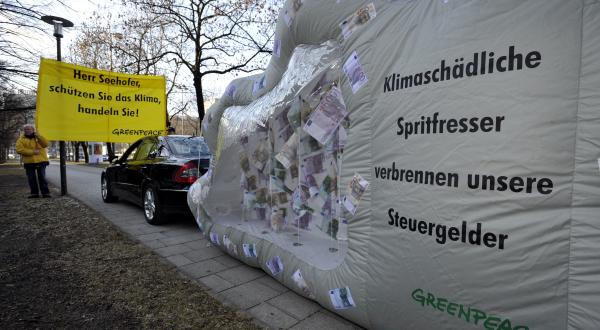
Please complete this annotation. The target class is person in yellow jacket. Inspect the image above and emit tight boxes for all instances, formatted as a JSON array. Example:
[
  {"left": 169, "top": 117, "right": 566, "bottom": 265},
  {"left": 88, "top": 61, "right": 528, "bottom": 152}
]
[{"left": 15, "top": 124, "right": 51, "bottom": 198}]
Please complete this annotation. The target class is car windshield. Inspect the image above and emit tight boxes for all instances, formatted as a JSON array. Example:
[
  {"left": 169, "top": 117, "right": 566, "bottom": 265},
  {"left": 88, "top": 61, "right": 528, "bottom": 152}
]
[{"left": 167, "top": 136, "right": 211, "bottom": 157}]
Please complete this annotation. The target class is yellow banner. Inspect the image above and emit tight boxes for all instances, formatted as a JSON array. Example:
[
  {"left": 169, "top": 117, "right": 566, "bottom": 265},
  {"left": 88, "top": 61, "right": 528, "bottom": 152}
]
[{"left": 36, "top": 58, "right": 167, "bottom": 143}]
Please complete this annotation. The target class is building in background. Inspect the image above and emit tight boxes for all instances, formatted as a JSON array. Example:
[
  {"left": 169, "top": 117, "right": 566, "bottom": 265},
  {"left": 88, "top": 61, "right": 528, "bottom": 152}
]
[{"left": 169, "top": 114, "right": 200, "bottom": 136}]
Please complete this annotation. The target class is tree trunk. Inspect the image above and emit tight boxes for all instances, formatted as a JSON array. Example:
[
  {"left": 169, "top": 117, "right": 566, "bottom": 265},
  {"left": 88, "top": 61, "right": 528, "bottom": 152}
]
[
  {"left": 72, "top": 142, "right": 79, "bottom": 162},
  {"left": 193, "top": 73, "right": 205, "bottom": 122},
  {"left": 68, "top": 143, "right": 74, "bottom": 162},
  {"left": 0, "top": 144, "right": 6, "bottom": 163},
  {"left": 82, "top": 142, "right": 89, "bottom": 163}
]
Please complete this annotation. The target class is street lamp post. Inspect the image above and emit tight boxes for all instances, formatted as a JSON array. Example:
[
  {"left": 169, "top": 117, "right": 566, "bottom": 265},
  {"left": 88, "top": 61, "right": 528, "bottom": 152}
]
[{"left": 41, "top": 15, "right": 73, "bottom": 196}]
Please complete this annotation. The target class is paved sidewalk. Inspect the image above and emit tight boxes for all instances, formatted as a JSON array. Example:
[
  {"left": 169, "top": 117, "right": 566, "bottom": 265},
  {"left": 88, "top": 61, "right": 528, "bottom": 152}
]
[
  {"left": 44, "top": 163, "right": 362, "bottom": 330},
  {"left": 96, "top": 205, "right": 361, "bottom": 329}
]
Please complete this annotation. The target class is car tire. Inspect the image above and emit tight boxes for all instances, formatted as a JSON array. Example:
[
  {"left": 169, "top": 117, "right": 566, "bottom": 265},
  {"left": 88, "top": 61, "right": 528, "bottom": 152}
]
[
  {"left": 101, "top": 173, "right": 118, "bottom": 203},
  {"left": 143, "top": 184, "right": 165, "bottom": 225}
]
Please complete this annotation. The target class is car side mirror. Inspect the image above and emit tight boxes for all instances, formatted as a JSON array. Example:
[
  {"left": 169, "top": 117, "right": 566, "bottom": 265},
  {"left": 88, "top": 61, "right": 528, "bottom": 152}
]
[{"left": 148, "top": 151, "right": 157, "bottom": 159}]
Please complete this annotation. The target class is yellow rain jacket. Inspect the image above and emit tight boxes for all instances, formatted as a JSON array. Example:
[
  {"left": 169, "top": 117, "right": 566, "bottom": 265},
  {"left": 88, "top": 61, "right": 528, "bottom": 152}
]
[{"left": 16, "top": 134, "right": 49, "bottom": 164}]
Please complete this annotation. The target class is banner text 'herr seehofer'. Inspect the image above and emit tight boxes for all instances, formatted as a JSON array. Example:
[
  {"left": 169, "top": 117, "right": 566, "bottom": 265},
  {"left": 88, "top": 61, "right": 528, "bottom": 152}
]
[{"left": 36, "top": 58, "right": 167, "bottom": 143}]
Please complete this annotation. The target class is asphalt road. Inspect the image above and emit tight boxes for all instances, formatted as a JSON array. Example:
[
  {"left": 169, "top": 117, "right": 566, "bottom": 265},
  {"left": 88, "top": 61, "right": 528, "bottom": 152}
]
[{"left": 46, "top": 162, "right": 104, "bottom": 202}]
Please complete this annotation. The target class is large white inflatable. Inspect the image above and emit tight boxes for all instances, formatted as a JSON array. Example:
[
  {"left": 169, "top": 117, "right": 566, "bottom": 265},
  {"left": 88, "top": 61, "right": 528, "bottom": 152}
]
[{"left": 189, "top": 1, "right": 600, "bottom": 329}]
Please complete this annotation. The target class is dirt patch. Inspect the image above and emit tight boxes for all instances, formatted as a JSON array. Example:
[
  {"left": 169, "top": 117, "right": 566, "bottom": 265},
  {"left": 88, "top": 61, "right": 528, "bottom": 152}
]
[{"left": 0, "top": 164, "right": 260, "bottom": 329}]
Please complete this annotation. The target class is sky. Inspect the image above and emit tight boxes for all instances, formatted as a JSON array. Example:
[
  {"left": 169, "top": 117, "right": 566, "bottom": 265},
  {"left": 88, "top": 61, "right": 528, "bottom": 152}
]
[
  {"left": 20, "top": 1, "right": 103, "bottom": 63},
  {"left": 9, "top": 0, "right": 258, "bottom": 105}
]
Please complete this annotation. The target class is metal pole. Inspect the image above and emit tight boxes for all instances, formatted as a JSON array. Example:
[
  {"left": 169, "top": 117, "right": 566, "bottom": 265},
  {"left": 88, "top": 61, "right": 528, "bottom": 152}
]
[
  {"left": 42, "top": 16, "right": 73, "bottom": 196},
  {"left": 56, "top": 36, "right": 67, "bottom": 196}
]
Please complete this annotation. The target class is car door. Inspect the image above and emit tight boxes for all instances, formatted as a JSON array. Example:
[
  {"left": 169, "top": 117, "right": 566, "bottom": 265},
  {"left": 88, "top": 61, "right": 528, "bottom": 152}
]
[
  {"left": 125, "top": 137, "right": 159, "bottom": 203},
  {"left": 113, "top": 140, "right": 142, "bottom": 201}
]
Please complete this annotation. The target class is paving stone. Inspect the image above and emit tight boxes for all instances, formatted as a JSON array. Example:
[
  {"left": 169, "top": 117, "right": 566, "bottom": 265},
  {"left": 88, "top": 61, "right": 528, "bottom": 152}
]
[
  {"left": 122, "top": 224, "right": 164, "bottom": 235},
  {"left": 143, "top": 239, "right": 166, "bottom": 249},
  {"left": 197, "top": 274, "right": 235, "bottom": 293},
  {"left": 268, "top": 291, "right": 321, "bottom": 320},
  {"left": 216, "top": 265, "right": 264, "bottom": 285},
  {"left": 183, "top": 239, "right": 209, "bottom": 250},
  {"left": 183, "top": 246, "right": 224, "bottom": 262},
  {"left": 217, "top": 281, "right": 281, "bottom": 310},
  {"left": 154, "top": 244, "right": 193, "bottom": 257},
  {"left": 159, "top": 234, "right": 203, "bottom": 245},
  {"left": 109, "top": 212, "right": 141, "bottom": 220},
  {"left": 136, "top": 232, "right": 168, "bottom": 241},
  {"left": 115, "top": 206, "right": 146, "bottom": 217},
  {"left": 288, "top": 311, "right": 363, "bottom": 330},
  {"left": 106, "top": 217, "right": 132, "bottom": 225},
  {"left": 162, "top": 227, "right": 199, "bottom": 237},
  {"left": 166, "top": 254, "right": 194, "bottom": 267},
  {"left": 213, "top": 255, "right": 243, "bottom": 268},
  {"left": 101, "top": 209, "right": 138, "bottom": 218},
  {"left": 321, "top": 310, "right": 365, "bottom": 329},
  {"left": 111, "top": 218, "right": 141, "bottom": 227},
  {"left": 254, "top": 275, "right": 289, "bottom": 294},
  {"left": 180, "top": 259, "right": 229, "bottom": 278},
  {"left": 248, "top": 303, "right": 299, "bottom": 329}
]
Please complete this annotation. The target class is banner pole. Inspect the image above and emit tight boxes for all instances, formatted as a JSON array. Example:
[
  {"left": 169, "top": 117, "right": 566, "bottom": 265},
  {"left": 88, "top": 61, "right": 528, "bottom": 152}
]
[
  {"left": 41, "top": 16, "right": 73, "bottom": 196},
  {"left": 56, "top": 35, "right": 67, "bottom": 196}
]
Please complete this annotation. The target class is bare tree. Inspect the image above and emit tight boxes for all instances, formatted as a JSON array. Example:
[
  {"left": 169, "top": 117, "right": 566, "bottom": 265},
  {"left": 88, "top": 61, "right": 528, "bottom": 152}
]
[
  {"left": 68, "top": 10, "right": 183, "bottom": 161},
  {"left": 0, "top": 1, "right": 49, "bottom": 89},
  {"left": 0, "top": 83, "right": 34, "bottom": 162},
  {"left": 126, "top": 0, "right": 282, "bottom": 121},
  {"left": 69, "top": 141, "right": 89, "bottom": 163}
]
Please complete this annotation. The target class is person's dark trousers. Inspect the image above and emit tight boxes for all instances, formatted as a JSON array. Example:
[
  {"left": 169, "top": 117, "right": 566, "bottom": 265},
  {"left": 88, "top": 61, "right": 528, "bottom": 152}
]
[{"left": 24, "top": 162, "right": 49, "bottom": 196}]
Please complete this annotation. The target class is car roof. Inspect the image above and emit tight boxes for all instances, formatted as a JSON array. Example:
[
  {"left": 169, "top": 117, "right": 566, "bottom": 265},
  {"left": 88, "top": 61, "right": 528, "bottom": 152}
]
[
  {"left": 153, "top": 135, "right": 205, "bottom": 141},
  {"left": 162, "top": 135, "right": 204, "bottom": 139}
]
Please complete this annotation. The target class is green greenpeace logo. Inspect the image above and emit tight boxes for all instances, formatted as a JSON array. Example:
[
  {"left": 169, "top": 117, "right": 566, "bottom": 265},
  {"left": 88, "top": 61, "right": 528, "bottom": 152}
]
[{"left": 411, "top": 288, "right": 529, "bottom": 330}]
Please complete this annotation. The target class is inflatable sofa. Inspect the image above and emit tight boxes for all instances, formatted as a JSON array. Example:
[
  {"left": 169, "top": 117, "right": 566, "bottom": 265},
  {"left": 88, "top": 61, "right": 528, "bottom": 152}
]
[{"left": 188, "top": 1, "right": 600, "bottom": 329}]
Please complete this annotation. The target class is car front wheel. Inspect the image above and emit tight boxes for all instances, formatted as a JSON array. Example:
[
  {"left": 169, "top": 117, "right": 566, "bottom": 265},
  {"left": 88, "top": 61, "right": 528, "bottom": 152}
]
[
  {"left": 101, "top": 174, "right": 118, "bottom": 203},
  {"left": 143, "top": 184, "right": 165, "bottom": 225}
]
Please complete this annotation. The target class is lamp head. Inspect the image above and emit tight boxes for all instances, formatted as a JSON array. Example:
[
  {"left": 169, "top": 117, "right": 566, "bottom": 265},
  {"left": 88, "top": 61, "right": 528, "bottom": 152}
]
[{"left": 41, "top": 15, "right": 74, "bottom": 38}]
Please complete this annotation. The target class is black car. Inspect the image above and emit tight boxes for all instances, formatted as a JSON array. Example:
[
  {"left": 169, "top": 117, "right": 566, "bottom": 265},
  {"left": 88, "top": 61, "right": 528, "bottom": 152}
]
[{"left": 101, "top": 135, "right": 211, "bottom": 225}]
